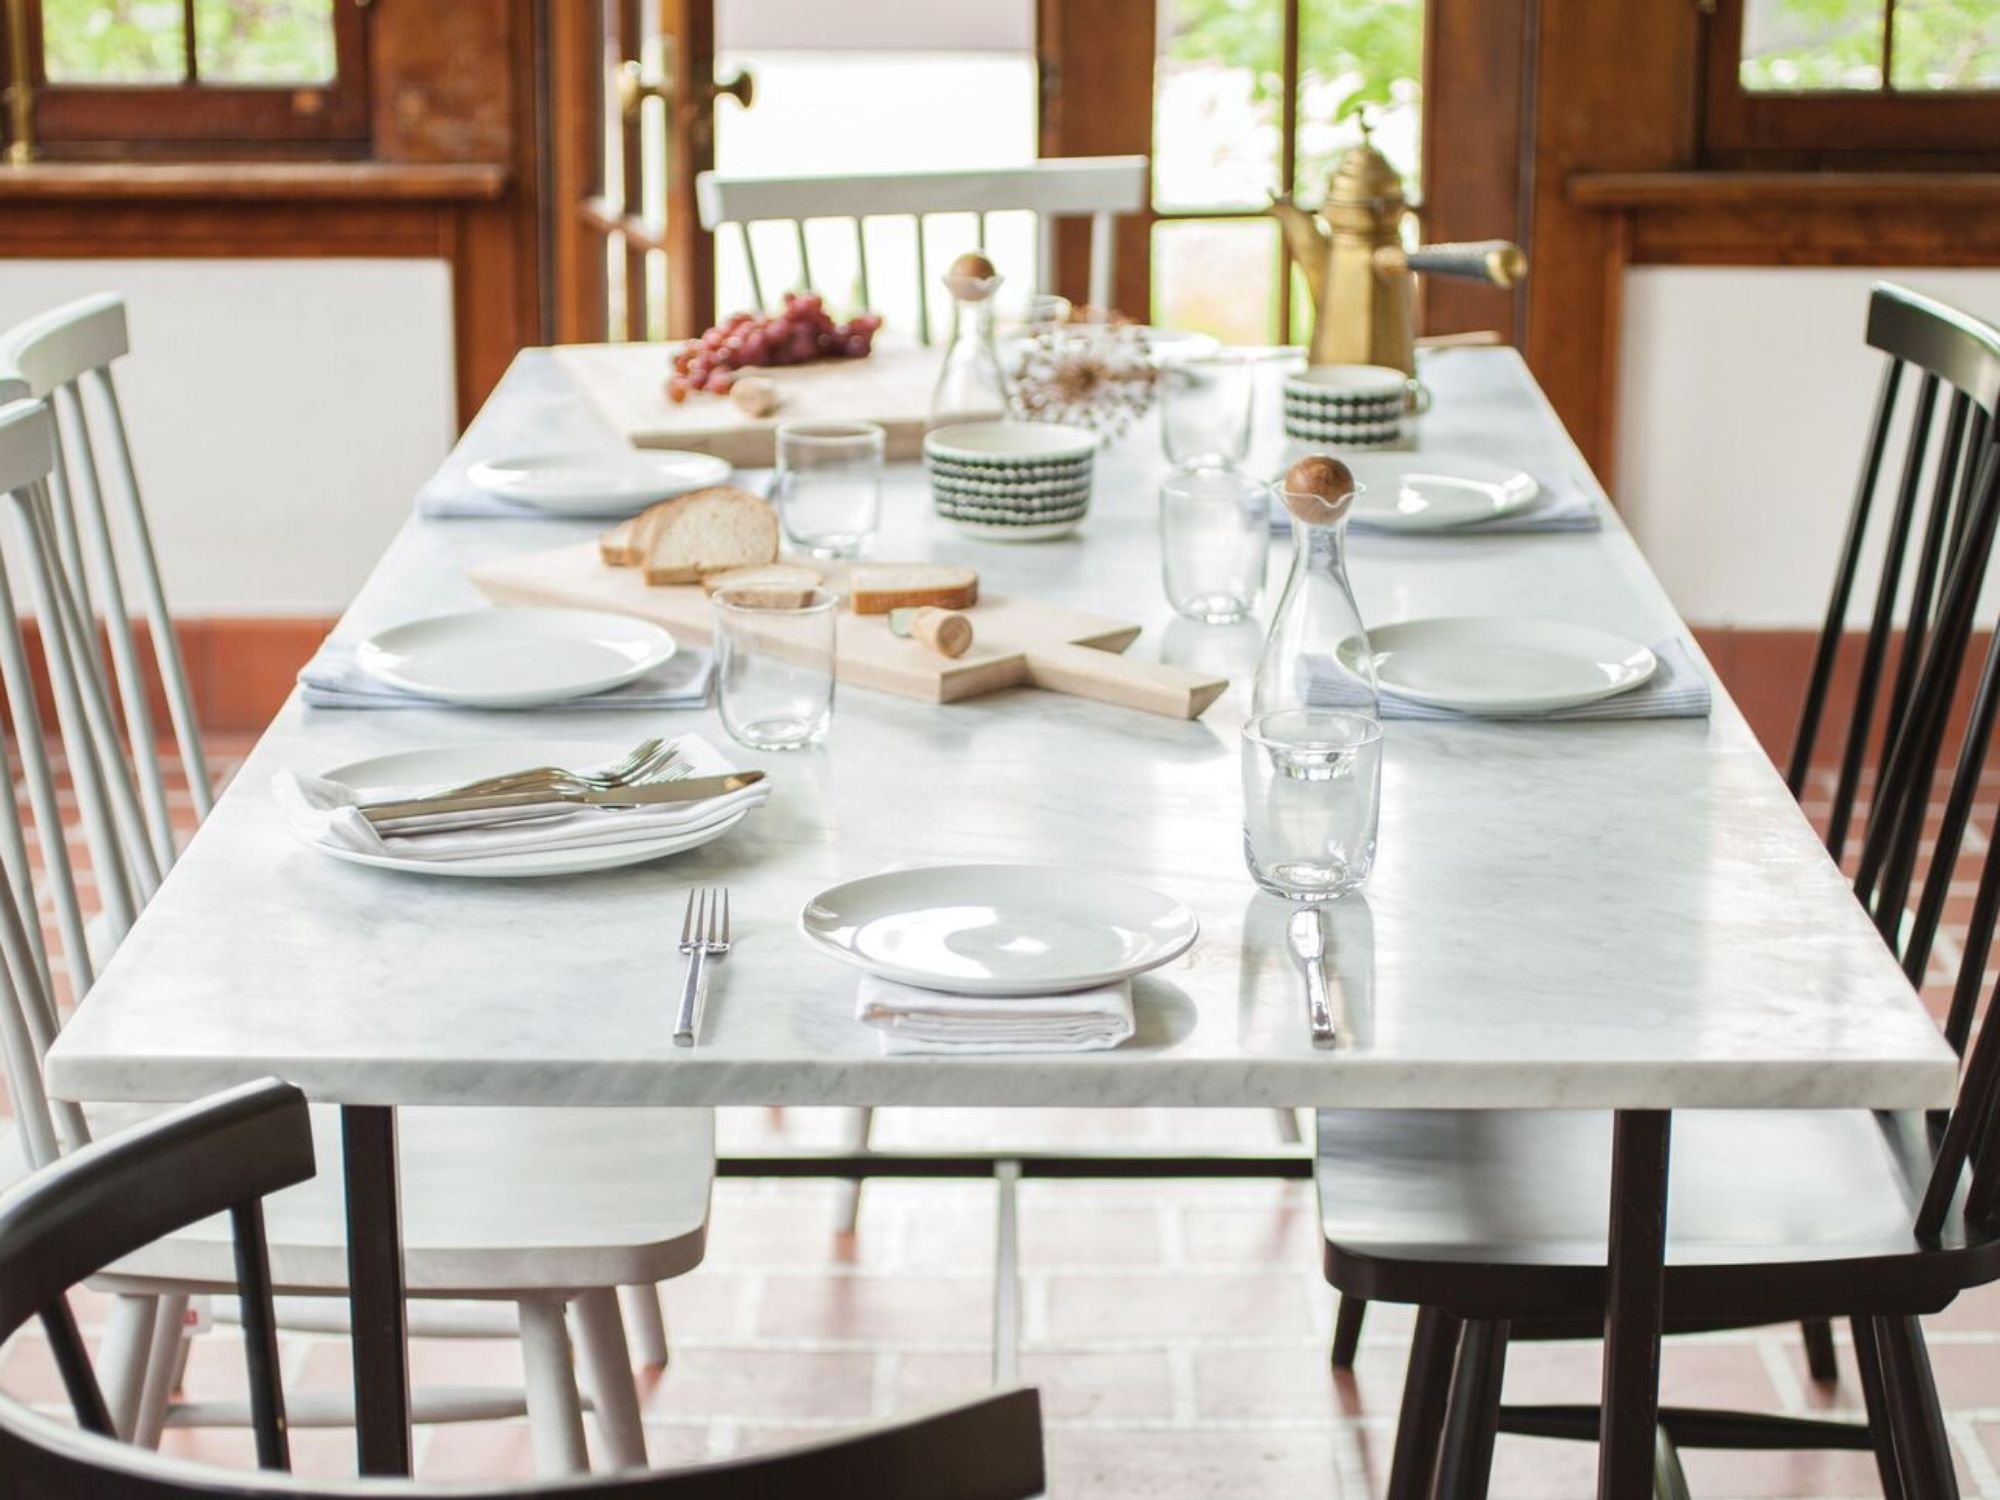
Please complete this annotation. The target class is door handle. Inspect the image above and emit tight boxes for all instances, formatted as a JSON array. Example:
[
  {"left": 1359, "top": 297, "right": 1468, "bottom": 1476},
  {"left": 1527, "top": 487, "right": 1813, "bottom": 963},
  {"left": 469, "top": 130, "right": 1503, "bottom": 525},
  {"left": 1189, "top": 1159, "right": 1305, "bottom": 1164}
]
[
  {"left": 617, "top": 63, "right": 752, "bottom": 126},
  {"left": 700, "top": 70, "right": 754, "bottom": 112}
]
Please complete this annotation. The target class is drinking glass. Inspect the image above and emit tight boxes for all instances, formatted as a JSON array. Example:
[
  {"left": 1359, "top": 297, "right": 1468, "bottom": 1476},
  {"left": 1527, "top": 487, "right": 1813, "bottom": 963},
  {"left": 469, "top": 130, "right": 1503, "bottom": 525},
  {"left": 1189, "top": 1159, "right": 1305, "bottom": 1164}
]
[
  {"left": 712, "top": 586, "right": 837, "bottom": 751},
  {"left": 1023, "top": 292, "right": 1073, "bottom": 332},
  {"left": 1160, "top": 354, "right": 1254, "bottom": 470},
  {"left": 1241, "top": 710, "right": 1382, "bottom": 901},
  {"left": 774, "top": 421, "right": 884, "bottom": 559},
  {"left": 1159, "top": 468, "right": 1272, "bottom": 624}
]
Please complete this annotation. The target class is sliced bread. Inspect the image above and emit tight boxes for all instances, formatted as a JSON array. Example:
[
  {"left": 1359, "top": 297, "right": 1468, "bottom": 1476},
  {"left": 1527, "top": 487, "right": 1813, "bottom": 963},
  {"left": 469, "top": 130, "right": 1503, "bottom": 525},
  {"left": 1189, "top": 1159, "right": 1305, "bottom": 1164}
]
[
  {"left": 600, "top": 499, "right": 677, "bottom": 567},
  {"left": 849, "top": 563, "right": 980, "bottom": 616},
  {"left": 641, "top": 485, "right": 780, "bottom": 585},
  {"left": 699, "top": 562, "right": 823, "bottom": 596}
]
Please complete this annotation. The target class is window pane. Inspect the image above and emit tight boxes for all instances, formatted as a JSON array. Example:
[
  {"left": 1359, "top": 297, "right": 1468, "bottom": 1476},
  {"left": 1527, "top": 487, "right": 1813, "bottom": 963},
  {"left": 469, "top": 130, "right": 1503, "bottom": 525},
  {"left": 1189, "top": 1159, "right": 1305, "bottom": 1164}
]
[
  {"left": 1740, "top": 0, "right": 1886, "bottom": 90},
  {"left": 1890, "top": 0, "right": 2000, "bottom": 89},
  {"left": 1295, "top": 0, "right": 1423, "bottom": 199},
  {"left": 1152, "top": 217, "right": 1279, "bottom": 345},
  {"left": 41, "top": 0, "right": 187, "bottom": 83},
  {"left": 192, "top": 0, "right": 336, "bottom": 83},
  {"left": 1153, "top": 0, "right": 1283, "bottom": 212}
]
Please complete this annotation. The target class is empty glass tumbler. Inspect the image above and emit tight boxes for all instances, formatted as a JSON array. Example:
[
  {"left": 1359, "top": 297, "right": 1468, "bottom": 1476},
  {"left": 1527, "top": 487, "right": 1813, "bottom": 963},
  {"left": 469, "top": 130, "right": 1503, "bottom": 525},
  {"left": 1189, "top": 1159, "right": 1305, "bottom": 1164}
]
[
  {"left": 1241, "top": 709, "right": 1382, "bottom": 901},
  {"left": 712, "top": 585, "right": 838, "bottom": 751},
  {"left": 1159, "top": 468, "right": 1271, "bottom": 624},
  {"left": 1160, "top": 354, "right": 1255, "bottom": 470},
  {"left": 773, "top": 421, "right": 884, "bottom": 559}
]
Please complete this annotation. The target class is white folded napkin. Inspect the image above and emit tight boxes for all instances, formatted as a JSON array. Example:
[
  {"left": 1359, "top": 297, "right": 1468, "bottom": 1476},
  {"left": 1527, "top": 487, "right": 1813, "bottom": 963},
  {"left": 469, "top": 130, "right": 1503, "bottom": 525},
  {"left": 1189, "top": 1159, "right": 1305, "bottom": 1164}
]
[
  {"left": 1301, "top": 637, "right": 1712, "bottom": 721},
  {"left": 1272, "top": 473, "right": 1602, "bottom": 536},
  {"left": 856, "top": 974, "right": 1135, "bottom": 1055},
  {"left": 297, "top": 638, "right": 712, "bottom": 711},
  {"left": 272, "top": 734, "right": 769, "bottom": 863}
]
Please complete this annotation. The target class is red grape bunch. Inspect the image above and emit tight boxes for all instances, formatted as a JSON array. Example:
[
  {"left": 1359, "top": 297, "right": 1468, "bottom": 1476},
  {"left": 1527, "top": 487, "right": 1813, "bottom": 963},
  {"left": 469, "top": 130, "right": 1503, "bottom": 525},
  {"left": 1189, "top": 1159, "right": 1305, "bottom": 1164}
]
[{"left": 668, "top": 291, "right": 882, "bottom": 401}]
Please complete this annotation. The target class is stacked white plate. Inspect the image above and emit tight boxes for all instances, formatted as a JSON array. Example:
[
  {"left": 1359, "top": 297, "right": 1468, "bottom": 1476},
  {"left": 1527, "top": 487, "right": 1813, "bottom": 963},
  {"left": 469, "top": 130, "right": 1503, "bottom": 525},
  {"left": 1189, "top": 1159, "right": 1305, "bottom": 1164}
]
[
  {"left": 466, "top": 450, "right": 731, "bottom": 517},
  {"left": 356, "top": 608, "right": 678, "bottom": 709},
  {"left": 924, "top": 421, "right": 1100, "bottom": 541}
]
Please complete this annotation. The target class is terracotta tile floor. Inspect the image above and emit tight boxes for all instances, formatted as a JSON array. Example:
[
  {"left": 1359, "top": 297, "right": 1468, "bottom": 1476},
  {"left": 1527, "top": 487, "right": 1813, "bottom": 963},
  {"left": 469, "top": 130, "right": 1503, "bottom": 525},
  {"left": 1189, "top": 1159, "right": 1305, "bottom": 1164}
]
[{"left": 1, "top": 738, "right": 1998, "bottom": 1496}]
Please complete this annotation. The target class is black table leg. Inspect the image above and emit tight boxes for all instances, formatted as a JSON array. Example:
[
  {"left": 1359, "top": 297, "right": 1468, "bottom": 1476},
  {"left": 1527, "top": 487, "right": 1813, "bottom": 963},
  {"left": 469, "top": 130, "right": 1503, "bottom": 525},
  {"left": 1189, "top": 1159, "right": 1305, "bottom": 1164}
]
[
  {"left": 1598, "top": 1110, "right": 1671, "bottom": 1500},
  {"left": 341, "top": 1105, "right": 412, "bottom": 1477}
]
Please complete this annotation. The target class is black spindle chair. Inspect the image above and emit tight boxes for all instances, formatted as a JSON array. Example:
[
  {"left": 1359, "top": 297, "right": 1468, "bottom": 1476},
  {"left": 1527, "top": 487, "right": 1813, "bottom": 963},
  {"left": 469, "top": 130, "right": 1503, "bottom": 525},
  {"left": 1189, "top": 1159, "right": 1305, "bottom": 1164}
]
[
  {"left": 1327, "top": 282, "right": 2000, "bottom": 1382},
  {"left": 0, "top": 1079, "right": 1048, "bottom": 1500},
  {"left": 1315, "top": 282, "right": 2000, "bottom": 1500}
]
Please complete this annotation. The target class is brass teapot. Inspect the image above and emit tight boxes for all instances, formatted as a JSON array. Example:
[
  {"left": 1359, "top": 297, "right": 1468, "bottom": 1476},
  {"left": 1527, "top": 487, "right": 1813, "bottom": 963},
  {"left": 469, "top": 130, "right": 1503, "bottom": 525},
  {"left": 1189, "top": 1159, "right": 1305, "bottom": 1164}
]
[{"left": 1271, "top": 128, "right": 1525, "bottom": 375}]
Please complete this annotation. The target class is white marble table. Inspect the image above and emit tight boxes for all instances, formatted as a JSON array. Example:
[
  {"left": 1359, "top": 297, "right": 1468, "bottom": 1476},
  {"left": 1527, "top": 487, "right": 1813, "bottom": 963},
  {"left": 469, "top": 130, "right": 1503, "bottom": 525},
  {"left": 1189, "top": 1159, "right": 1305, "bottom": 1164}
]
[{"left": 43, "top": 345, "right": 1958, "bottom": 1491}]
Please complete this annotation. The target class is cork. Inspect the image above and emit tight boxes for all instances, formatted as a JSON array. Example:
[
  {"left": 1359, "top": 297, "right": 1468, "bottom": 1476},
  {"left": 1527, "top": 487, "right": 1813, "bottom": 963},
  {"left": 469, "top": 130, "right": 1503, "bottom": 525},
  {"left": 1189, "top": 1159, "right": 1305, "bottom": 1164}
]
[
  {"left": 889, "top": 606, "right": 975, "bottom": 658},
  {"left": 1280, "top": 455, "right": 1358, "bottom": 526}
]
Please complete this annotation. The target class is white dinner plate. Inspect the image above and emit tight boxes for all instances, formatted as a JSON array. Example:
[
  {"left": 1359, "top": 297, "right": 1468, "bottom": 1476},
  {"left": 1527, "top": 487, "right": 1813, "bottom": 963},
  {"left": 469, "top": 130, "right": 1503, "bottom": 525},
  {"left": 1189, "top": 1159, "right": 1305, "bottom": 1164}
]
[
  {"left": 1365, "top": 617, "right": 1657, "bottom": 715},
  {"left": 466, "top": 450, "right": 731, "bottom": 516},
  {"left": 799, "top": 863, "right": 1199, "bottom": 996},
  {"left": 1345, "top": 453, "right": 1540, "bottom": 532},
  {"left": 306, "top": 738, "right": 751, "bottom": 878},
  {"left": 357, "top": 608, "right": 677, "bottom": 709}
]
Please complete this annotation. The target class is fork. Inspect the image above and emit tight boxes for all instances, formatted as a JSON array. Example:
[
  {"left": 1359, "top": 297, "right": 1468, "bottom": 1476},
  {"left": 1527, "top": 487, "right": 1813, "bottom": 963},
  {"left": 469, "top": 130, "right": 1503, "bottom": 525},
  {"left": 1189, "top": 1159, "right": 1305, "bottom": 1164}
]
[
  {"left": 673, "top": 887, "right": 731, "bottom": 1048},
  {"left": 427, "top": 737, "right": 675, "bottom": 803}
]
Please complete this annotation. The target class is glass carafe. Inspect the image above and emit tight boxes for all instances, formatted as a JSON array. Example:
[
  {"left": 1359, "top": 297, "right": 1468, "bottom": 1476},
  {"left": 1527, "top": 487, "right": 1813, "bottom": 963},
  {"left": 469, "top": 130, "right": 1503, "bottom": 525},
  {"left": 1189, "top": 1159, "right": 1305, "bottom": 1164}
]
[
  {"left": 930, "top": 256, "right": 1011, "bottom": 428},
  {"left": 1251, "top": 483, "right": 1377, "bottom": 717}
]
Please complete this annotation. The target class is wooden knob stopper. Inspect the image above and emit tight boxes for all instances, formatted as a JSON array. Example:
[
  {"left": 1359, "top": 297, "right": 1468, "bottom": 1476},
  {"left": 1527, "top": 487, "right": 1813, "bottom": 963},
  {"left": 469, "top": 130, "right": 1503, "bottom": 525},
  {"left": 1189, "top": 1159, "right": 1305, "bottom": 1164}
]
[
  {"left": 890, "top": 606, "right": 975, "bottom": 658},
  {"left": 1281, "top": 455, "right": 1357, "bottom": 526}
]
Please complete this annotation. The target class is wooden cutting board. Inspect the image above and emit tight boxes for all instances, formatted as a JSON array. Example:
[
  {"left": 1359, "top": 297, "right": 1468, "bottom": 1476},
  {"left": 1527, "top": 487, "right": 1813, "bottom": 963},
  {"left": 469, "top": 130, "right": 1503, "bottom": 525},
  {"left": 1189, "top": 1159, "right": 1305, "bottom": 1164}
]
[
  {"left": 555, "top": 341, "right": 942, "bottom": 468},
  {"left": 469, "top": 543, "right": 1228, "bottom": 720}
]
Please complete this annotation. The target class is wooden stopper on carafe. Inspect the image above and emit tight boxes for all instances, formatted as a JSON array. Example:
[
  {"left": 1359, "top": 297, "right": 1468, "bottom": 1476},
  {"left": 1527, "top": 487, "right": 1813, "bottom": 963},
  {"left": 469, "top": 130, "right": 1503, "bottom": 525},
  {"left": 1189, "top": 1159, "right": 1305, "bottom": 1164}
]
[{"left": 1281, "top": 455, "right": 1358, "bottom": 526}]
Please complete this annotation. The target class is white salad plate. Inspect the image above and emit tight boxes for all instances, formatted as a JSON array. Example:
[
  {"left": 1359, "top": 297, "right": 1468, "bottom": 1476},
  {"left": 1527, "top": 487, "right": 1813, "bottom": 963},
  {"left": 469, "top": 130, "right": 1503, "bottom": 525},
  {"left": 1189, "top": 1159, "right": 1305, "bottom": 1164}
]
[
  {"left": 800, "top": 863, "right": 1200, "bottom": 996},
  {"left": 1366, "top": 617, "right": 1657, "bottom": 715},
  {"left": 357, "top": 608, "right": 677, "bottom": 709},
  {"left": 304, "top": 738, "right": 752, "bottom": 879},
  {"left": 466, "top": 450, "right": 731, "bottom": 516},
  {"left": 1345, "top": 453, "right": 1540, "bottom": 532}
]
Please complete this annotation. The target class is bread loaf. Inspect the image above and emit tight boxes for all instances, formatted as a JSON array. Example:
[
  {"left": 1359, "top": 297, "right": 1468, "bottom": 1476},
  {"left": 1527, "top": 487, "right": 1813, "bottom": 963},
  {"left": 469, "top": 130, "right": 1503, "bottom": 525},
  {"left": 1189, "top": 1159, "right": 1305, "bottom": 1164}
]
[
  {"left": 699, "top": 562, "right": 822, "bottom": 596},
  {"left": 849, "top": 563, "right": 979, "bottom": 616},
  {"left": 640, "top": 486, "right": 780, "bottom": 585}
]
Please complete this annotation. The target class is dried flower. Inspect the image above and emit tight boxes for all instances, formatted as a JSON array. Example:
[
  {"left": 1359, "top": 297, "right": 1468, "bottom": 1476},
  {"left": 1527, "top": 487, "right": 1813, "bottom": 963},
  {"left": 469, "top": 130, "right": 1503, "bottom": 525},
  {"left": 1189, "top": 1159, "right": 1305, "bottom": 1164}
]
[{"left": 1008, "top": 322, "right": 1159, "bottom": 439}]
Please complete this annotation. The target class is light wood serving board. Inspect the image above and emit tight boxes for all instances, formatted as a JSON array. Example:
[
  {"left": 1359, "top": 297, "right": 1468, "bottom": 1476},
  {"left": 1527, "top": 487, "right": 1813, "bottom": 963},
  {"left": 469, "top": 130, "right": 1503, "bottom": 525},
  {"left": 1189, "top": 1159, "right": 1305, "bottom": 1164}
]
[
  {"left": 470, "top": 543, "right": 1228, "bottom": 720},
  {"left": 554, "top": 341, "right": 942, "bottom": 468}
]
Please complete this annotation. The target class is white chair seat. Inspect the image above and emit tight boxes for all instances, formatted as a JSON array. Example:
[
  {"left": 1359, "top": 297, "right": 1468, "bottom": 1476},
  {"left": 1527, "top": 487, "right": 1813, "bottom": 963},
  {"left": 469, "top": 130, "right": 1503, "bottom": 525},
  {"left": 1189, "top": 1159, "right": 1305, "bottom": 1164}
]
[
  {"left": 3, "top": 1103, "right": 713, "bottom": 1296},
  {"left": 1317, "top": 1107, "right": 1943, "bottom": 1272}
]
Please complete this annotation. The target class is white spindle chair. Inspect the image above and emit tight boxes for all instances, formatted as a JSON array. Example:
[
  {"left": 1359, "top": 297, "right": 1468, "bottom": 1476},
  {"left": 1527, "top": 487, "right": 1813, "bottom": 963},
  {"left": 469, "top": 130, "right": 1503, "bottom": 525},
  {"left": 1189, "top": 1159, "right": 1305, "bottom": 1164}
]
[
  {"left": 0, "top": 395, "right": 718, "bottom": 1475},
  {"left": 2, "top": 296, "right": 209, "bottom": 881},
  {"left": 695, "top": 156, "right": 1149, "bottom": 337}
]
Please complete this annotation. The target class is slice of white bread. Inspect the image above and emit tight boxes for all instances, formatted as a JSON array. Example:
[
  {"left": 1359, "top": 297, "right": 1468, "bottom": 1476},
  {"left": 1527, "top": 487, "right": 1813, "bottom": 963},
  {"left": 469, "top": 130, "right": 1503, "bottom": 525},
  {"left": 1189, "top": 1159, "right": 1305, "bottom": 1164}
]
[
  {"left": 699, "top": 562, "right": 823, "bottom": 596},
  {"left": 849, "top": 563, "right": 980, "bottom": 616},
  {"left": 641, "top": 485, "right": 780, "bottom": 585},
  {"left": 600, "top": 499, "right": 677, "bottom": 567}
]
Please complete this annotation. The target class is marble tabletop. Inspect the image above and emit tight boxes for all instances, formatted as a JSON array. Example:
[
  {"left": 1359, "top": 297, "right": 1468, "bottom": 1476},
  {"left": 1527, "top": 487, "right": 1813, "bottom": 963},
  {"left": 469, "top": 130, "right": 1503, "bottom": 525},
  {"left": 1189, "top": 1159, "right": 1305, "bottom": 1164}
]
[{"left": 44, "top": 346, "right": 1959, "bottom": 1112}]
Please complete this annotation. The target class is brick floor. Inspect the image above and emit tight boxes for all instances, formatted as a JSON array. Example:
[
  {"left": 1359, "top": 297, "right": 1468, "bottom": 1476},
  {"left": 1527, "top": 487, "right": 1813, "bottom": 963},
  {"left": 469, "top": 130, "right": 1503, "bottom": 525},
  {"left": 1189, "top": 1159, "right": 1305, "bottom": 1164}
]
[{"left": 1, "top": 736, "right": 1998, "bottom": 1496}]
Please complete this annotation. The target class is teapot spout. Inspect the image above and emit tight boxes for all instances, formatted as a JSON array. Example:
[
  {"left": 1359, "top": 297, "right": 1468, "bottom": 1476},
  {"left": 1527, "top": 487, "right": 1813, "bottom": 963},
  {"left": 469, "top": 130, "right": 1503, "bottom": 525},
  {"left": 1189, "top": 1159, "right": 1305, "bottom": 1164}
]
[{"left": 1269, "top": 196, "right": 1330, "bottom": 308}]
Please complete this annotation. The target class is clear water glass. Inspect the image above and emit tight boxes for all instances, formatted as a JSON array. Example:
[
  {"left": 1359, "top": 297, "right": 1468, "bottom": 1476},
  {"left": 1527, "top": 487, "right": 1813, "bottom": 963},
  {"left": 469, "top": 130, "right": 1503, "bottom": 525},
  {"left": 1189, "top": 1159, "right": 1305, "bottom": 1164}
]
[
  {"left": 774, "top": 421, "right": 883, "bottom": 559},
  {"left": 1160, "top": 354, "right": 1254, "bottom": 470},
  {"left": 1159, "top": 468, "right": 1271, "bottom": 624},
  {"left": 712, "top": 586, "right": 837, "bottom": 751},
  {"left": 1242, "top": 710, "right": 1382, "bottom": 901}
]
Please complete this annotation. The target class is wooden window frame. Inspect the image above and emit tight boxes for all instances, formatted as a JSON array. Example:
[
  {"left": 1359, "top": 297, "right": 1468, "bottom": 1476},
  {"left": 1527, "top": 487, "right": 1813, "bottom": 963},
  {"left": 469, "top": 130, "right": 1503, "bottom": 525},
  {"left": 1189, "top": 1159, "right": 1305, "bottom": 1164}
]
[
  {"left": 9, "top": 0, "right": 372, "bottom": 158},
  {"left": 1703, "top": 0, "right": 2000, "bottom": 161}
]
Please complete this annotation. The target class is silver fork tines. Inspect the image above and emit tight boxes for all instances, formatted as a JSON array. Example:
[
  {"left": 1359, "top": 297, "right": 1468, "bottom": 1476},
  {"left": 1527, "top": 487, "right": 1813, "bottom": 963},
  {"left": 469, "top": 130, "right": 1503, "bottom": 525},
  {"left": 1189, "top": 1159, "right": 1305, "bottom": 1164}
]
[
  {"left": 673, "top": 886, "right": 731, "bottom": 1048},
  {"left": 436, "top": 737, "right": 676, "bottom": 803}
]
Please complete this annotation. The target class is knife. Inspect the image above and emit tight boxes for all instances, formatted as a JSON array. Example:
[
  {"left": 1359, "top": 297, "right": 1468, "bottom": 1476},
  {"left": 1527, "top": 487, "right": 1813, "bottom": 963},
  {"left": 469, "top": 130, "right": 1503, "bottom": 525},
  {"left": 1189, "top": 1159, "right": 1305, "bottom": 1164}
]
[
  {"left": 1287, "top": 907, "right": 1339, "bottom": 1048},
  {"left": 360, "top": 770, "right": 766, "bottom": 827}
]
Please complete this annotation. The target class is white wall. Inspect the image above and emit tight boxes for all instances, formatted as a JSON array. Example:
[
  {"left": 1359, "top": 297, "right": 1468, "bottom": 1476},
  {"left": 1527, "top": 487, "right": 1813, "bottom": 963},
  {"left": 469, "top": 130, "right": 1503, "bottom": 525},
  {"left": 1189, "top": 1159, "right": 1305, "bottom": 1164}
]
[
  {"left": 0, "top": 259, "right": 454, "bottom": 616},
  {"left": 1616, "top": 265, "right": 2000, "bottom": 630}
]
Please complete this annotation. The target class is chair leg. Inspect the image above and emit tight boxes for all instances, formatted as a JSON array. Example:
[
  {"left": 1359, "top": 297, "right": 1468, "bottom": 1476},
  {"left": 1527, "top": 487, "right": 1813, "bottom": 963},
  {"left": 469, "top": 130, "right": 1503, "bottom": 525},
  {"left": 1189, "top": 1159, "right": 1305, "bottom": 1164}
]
[
  {"left": 834, "top": 1107, "right": 874, "bottom": 1234},
  {"left": 130, "top": 1293, "right": 187, "bottom": 1449},
  {"left": 1874, "top": 1315, "right": 1959, "bottom": 1500},
  {"left": 618, "top": 1285, "right": 669, "bottom": 1371},
  {"left": 1272, "top": 1107, "right": 1303, "bottom": 1144},
  {"left": 1434, "top": 1319, "right": 1510, "bottom": 1500},
  {"left": 1331, "top": 1294, "right": 1367, "bottom": 1370},
  {"left": 570, "top": 1289, "right": 648, "bottom": 1471},
  {"left": 1800, "top": 1318, "right": 1840, "bottom": 1385},
  {"left": 96, "top": 1293, "right": 159, "bottom": 1441},
  {"left": 1851, "top": 1316, "right": 1908, "bottom": 1500},
  {"left": 516, "top": 1299, "right": 590, "bottom": 1476},
  {"left": 1386, "top": 1305, "right": 1462, "bottom": 1500}
]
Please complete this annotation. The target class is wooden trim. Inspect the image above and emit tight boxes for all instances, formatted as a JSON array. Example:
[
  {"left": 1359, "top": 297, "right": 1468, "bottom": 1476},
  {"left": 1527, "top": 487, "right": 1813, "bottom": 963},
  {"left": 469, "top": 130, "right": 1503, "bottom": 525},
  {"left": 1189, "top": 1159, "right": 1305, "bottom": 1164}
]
[
  {"left": 661, "top": 0, "right": 719, "bottom": 339},
  {"left": 549, "top": 0, "right": 607, "bottom": 345},
  {"left": 1571, "top": 171, "right": 2000, "bottom": 208},
  {"left": 0, "top": 160, "right": 509, "bottom": 201},
  {"left": 1037, "top": 0, "right": 1155, "bottom": 319}
]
